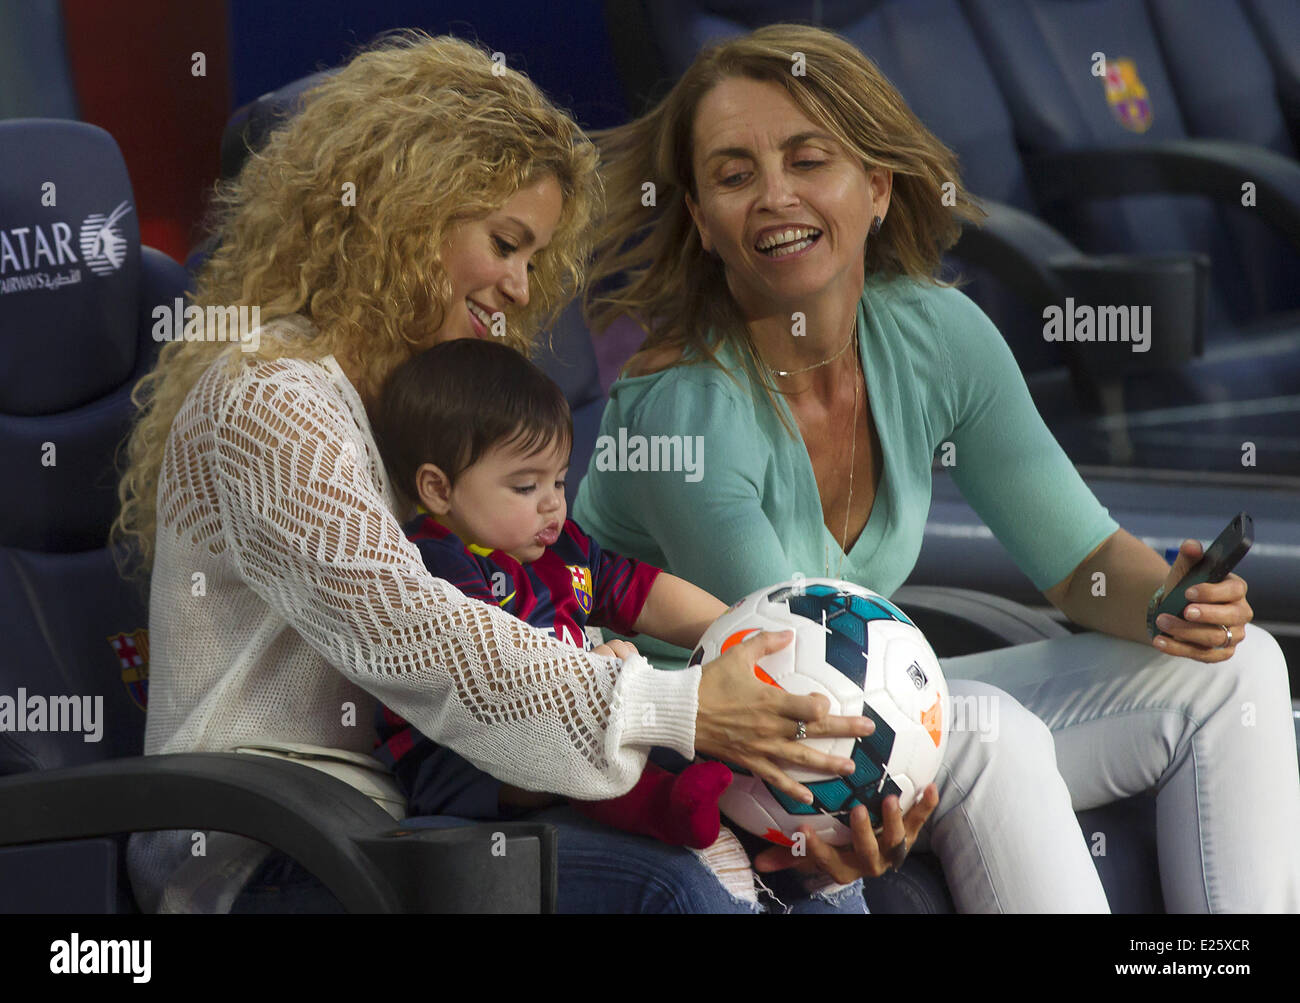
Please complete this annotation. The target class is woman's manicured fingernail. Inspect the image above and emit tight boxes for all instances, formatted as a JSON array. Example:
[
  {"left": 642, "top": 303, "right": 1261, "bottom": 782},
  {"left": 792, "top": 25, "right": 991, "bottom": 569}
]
[
  {"left": 1157, "top": 614, "right": 1174, "bottom": 627},
  {"left": 1186, "top": 606, "right": 1201, "bottom": 619},
  {"left": 1155, "top": 637, "right": 1168, "bottom": 648},
  {"left": 1186, "top": 588, "right": 1199, "bottom": 600}
]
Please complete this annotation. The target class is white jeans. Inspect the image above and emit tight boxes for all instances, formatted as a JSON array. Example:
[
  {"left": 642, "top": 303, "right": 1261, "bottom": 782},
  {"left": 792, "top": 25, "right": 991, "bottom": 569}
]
[{"left": 918, "top": 624, "right": 1299, "bottom": 913}]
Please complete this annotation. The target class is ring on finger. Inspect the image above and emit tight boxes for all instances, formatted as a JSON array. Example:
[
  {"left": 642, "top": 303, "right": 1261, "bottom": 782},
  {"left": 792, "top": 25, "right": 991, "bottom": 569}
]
[
  {"left": 794, "top": 720, "right": 807, "bottom": 741},
  {"left": 1216, "top": 624, "right": 1232, "bottom": 649}
]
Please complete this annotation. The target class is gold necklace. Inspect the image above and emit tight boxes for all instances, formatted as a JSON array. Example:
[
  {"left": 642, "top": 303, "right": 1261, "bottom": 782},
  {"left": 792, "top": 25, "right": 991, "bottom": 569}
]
[
  {"left": 758, "top": 317, "right": 861, "bottom": 579},
  {"left": 765, "top": 323, "right": 856, "bottom": 378},
  {"left": 831, "top": 336, "right": 861, "bottom": 580}
]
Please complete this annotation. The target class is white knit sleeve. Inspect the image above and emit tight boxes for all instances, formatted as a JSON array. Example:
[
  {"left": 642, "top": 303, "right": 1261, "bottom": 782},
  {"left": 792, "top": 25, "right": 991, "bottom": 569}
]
[{"left": 206, "top": 357, "right": 701, "bottom": 798}]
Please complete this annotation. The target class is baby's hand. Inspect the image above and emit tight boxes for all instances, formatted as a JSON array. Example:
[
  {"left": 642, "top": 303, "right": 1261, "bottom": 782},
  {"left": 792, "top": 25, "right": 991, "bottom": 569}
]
[{"left": 593, "top": 639, "right": 641, "bottom": 660}]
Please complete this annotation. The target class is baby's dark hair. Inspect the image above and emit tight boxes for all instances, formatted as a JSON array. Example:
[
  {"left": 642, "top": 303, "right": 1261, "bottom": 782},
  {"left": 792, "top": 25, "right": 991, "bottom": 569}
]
[{"left": 374, "top": 339, "right": 573, "bottom": 503}]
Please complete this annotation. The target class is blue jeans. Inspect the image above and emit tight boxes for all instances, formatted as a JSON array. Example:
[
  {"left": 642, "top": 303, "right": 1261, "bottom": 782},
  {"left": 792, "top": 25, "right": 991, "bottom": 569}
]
[{"left": 230, "top": 808, "right": 867, "bottom": 913}]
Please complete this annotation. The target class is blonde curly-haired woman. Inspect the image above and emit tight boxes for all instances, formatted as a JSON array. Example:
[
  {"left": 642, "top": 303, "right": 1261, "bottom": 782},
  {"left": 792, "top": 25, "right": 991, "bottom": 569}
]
[
  {"left": 574, "top": 23, "right": 1300, "bottom": 913},
  {"left": 115, "top": 30, "right": 876, "bottom": 914}
]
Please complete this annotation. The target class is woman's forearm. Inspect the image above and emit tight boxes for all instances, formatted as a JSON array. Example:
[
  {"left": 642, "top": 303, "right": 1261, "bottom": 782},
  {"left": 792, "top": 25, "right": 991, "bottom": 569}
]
[{"left": 1048, "top": 529, "right": 1169, "bottom": 644}]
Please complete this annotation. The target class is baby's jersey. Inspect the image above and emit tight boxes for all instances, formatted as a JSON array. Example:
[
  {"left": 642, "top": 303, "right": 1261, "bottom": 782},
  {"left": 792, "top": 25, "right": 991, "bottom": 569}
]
[{"left": 373, "top": 514, "right": 662, "bottom": 816}]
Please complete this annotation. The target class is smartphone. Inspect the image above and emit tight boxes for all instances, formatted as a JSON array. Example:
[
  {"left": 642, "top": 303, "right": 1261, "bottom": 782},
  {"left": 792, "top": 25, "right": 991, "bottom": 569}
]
[{"left": 1151, "top": 511, "right": 1254, "bottom": 634}]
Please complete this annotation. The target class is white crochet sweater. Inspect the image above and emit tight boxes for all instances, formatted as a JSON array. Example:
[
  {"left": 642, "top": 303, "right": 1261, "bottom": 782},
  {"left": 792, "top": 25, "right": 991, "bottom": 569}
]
[{"left": 127, "top": 322, "right": 701, "bottom": 911}]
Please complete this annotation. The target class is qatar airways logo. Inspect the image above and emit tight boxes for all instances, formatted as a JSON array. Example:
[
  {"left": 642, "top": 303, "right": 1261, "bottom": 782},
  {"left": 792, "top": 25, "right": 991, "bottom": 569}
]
[
  {"left": 0, "top": 201, "right": 133, "bottom": 295},
  {"left": 80, "top": 201, "right": 133, "bottom": 275}
]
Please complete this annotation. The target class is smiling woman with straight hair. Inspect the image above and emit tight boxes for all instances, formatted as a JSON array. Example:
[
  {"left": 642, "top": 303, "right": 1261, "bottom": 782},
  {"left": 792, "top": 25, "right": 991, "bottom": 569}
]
[{"left": 575, "top": 23, "right": 1299, "bottom": 912}]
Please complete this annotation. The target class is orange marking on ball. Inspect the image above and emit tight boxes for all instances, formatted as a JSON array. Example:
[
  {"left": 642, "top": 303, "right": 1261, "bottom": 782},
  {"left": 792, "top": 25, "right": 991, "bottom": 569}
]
[
  {"left": 720, "top": 629, "right": 760, "bottom": 653},
  {"left": 753, "top": 666, "right": 782, "bottom": 688},
  {"left": 922, "top": 694, "right": 943, "bottom": 748},
  {"left": 719, "top": 629, "right": 785, "bottom": 688}
]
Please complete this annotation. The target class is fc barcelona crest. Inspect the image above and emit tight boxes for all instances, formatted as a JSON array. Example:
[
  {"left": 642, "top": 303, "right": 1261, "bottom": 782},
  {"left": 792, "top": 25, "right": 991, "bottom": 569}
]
[
  {"left": 567, "top": 565, "right": 593, "bottom": 616},
  {"left": 1103, "top": 58, "right": 1153, "bottom": 133},
  {"left": 109, "top": 629, "right": 150, "bottom": 712}
]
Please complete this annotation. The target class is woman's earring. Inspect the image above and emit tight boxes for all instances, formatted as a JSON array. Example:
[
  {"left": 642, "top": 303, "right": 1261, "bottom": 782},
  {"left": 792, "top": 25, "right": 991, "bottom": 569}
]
[{"left": 871, "top": 215, "right": 883, "bottom": 235}]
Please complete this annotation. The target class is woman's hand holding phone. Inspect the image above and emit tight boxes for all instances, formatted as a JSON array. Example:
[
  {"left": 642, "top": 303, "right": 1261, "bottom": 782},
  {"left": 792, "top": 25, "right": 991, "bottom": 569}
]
[{"left": 1151, "top": 537, "right": 1254, "bottom": 662}]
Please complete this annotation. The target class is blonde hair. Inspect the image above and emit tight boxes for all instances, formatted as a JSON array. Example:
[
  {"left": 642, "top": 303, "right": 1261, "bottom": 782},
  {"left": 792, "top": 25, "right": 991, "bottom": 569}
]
[
  {"left": 582, "top": 22, "right": 984, "bottom": 390},
  {"left": 113, "top": 29, "right": 602, "bottom": 576}
]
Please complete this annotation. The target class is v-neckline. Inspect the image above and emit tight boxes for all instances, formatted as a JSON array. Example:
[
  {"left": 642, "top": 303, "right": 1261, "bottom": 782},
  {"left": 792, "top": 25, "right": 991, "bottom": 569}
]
[{"left": 772, "top": 302, "right": 890, "bottom": 575}]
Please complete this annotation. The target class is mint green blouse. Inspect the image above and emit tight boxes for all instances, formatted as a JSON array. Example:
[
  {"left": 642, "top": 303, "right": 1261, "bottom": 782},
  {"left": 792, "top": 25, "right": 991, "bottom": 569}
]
[{"left": 573, "top": 275, "right": 1118, "bottom": 670}]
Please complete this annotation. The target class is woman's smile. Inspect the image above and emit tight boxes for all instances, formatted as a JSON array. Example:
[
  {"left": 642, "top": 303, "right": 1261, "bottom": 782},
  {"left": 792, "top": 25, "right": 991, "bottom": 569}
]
[
  {"left": 687, "top": 77, "right": 886, "bottom": 311},
  {"left": 753, "top": 225, "right": 824, "bottom": 261},
  {"left": 466, "top": 297, "right": 494, "bottom": 337}
]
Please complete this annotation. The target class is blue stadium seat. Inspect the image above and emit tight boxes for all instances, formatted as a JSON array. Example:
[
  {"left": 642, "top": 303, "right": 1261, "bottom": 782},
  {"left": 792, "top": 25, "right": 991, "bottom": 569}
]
[
  {"left": 962, "top": 1, "right": 1300, "bottom": 320},
  {"left": 0, "top": 2, "right": 79, "bottom": 121},
  {"left": 1146, "top": 0, "right": 1299, "bottom": 320},
  {"left": 0, "top": 119, "right": 556, "bottom": 913},
  {"left": 1148, "top": 0, "right": 1295, "bottom": 156},
  {"left": 1240, "top": 0, "right": 1300, "bottom": 143},
  {"left": 954, "top": 0, "right": 1300, "bottom": 476}
]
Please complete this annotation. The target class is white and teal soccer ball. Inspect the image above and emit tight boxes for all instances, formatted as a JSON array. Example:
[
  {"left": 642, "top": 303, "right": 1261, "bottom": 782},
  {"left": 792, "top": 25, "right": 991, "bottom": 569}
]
[{"left": 689, "top": 578, "right": 948, "bottom": 848}]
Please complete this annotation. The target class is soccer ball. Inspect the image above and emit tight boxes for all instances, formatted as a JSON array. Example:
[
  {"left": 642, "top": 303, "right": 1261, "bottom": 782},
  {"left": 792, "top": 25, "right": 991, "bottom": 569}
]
[{"left": 688, "top": 577, "right": 948, "bottom": 848}]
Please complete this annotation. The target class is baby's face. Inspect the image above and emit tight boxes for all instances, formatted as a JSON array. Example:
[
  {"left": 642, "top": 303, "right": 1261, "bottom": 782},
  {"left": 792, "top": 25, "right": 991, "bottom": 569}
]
[{"left": 445, "top": 438, "right": 570, "bottom": 563}]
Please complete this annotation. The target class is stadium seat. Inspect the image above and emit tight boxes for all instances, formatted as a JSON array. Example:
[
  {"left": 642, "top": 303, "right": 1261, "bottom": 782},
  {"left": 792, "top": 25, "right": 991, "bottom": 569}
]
[
  {"left": 0, "top": 2, "right": 79, "bottom": 121},
  {"left": 1147, "top": 0, "right": 1296, "bottom": 156},
  {"left": 963, "top": 0, "right": 1300, "bottom": 320},
  {"left": 218, "top": 68, "right": 339, "bottom": 184},
  {"left": 1240, "top": 0, "right": 1300, "bottom": 144},
  {"left": 957, "top": 0, "right": 1300, "bottom": 475},
  {"left": 0, "top": 118, "right": 556, "bottom": 914}
]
